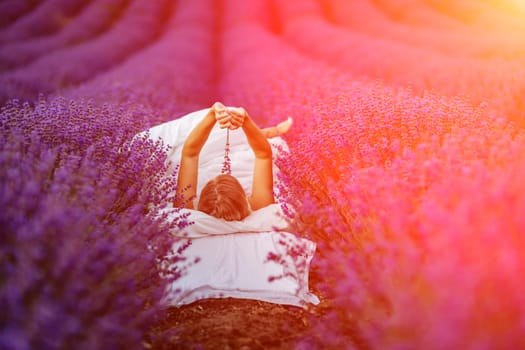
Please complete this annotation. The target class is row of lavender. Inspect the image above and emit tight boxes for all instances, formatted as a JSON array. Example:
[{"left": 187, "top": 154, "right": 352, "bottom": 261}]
[
  {"left": 0, "top": 0, "right": 91, "bottom": 44},
  {"left": 0, "top": 0, "right": 128, "bottom": 72},
  {"left": 0, "top": 0, "right": 173, "bottom": 104},
  {"left": 2, "top": 0, "right": 524, "bottom": 123},
  {"left": 1, "top": 1, "right": 218, "bottom": 349},
  {"left": 1, "top": 98, "right": 184, "bottom": 349},
  {"left": 267, "top": 0, "right": 525, "bottom": 125}
]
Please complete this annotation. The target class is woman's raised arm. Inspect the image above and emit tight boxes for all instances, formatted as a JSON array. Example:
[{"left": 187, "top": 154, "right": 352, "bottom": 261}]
[
  {"left": 228, "top": 107, "right": 275, "bottom": 210},
  {"left": 176, "top": 104, "right": 220, "bottom": 208}
]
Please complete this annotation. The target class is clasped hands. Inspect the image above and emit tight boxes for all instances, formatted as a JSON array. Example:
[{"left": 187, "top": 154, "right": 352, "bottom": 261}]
[{"left": 212, "top": 102, "right": 247, "bottom": 130}]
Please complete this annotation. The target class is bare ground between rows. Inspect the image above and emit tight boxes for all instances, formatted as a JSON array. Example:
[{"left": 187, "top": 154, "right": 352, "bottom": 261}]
[{"left": 149, "top": 282, "right": 329, "bottom": 350}]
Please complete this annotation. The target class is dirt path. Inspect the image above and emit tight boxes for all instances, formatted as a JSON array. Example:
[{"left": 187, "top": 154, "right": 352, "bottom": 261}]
[
  {"left": 148, "top": 262, "right": 328, "bottom": 349},
  {"left": 151, "top": 297, "right": 321, "bottom": 349}
]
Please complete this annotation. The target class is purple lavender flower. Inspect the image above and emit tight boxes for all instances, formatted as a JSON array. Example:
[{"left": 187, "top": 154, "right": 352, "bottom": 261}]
[{"left": 0, "top": 97, "right": 187, "bottom": 349}]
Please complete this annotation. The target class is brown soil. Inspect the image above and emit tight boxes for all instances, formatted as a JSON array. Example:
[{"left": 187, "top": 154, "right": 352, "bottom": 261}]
[
  {"left": 152, "top": 299, "right": 313, "bottom": 349},
  {"left": 148, "top": 276, "right": 329, "bottom": 349}
]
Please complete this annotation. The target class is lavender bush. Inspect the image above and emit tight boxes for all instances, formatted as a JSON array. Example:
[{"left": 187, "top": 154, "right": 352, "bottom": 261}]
[
  {"left": 279, "top": 93, "right": 525, "bottom": 349},
  {"left": 0, "top": 97, "right": 187, "bottom": 349}
]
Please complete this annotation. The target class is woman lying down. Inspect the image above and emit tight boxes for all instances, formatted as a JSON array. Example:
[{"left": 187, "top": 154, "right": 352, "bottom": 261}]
[
  {"left": 176, "top": 101, "right": 292, "bottom": 218},
  {"left": 155, "top": 102, "right": 319, "bottom": 307}
]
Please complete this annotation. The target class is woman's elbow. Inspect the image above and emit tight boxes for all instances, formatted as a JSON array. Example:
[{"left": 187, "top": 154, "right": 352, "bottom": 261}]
[
  {"left": 182, "top": 145, "right": 199, "bottom": 158},
  {"left": 254, "top": 145, "right": 272, "bottom": 159}
]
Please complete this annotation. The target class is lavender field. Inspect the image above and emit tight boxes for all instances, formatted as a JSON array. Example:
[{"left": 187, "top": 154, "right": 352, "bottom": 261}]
[{"left": 2, "top": 0, "right": 525, "bottom": 349}]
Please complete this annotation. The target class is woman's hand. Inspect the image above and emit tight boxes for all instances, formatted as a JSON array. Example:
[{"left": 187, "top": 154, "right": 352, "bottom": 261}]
[
  {"left": 212, "top": 102, "right": 246, "bottom": 130},
  {"left": 226, "top": 107, "right": 247, "bottom": 130},
  {"left": 212, "top": 102, "right": 230, "bottom": 129}
]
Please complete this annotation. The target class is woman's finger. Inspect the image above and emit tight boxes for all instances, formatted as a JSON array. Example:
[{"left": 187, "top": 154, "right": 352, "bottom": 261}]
[
  {"left": 218, "top": 119, "right": 231, "bottom": 128},
  {"left": 229, "top": 110, "right": 245, "bottom": 123},
  {"left": 213, "top": 101, "right": 226, "bottom": 111},
  {"left": 228, "top": 122, "right": 241, "bottom": 130},
  {"left": 227, "top": 107, "right": 245, "bottom": 117},
  {"left": 215, "top": 112, "right": 230, "bottom": 122},
  {"left": 230, "top": 113, "right": 243, "bottom": 123}
]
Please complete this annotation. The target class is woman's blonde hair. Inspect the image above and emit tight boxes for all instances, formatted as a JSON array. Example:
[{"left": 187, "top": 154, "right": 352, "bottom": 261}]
[{"left": 197, "top": 174, "right": 251, "bottom": 221}]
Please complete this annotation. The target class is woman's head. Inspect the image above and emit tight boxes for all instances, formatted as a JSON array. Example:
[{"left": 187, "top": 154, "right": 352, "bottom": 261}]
[{"left": 197, "top": 174, "right": 250, "bottom": 221}]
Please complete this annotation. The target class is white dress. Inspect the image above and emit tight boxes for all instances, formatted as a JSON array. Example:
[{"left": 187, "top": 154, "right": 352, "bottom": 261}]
[{"left": 143, "top": 108, "right": 319, "bottom": 307}]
